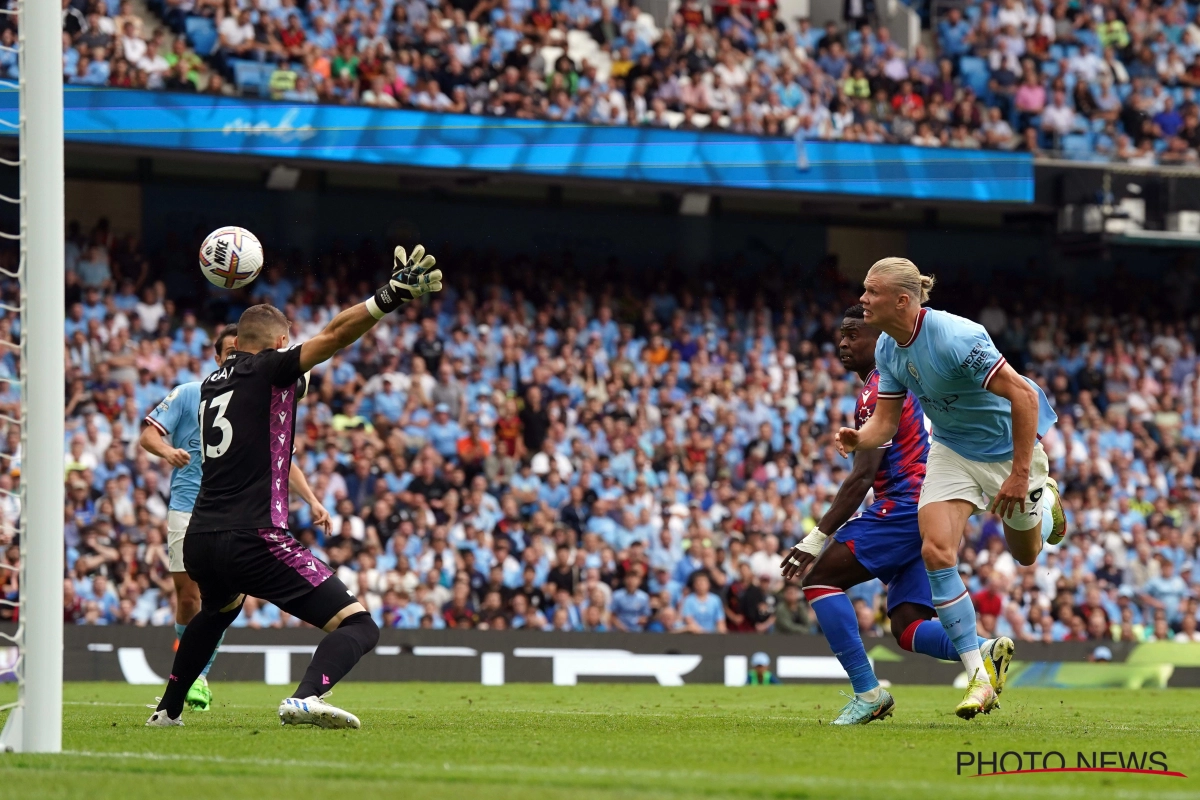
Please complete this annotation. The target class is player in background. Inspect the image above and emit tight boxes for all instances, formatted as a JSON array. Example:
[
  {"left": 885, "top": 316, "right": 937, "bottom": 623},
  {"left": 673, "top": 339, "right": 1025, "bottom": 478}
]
[
  {"left": 835, "top": 258, "right": 1067, "bottom": 720},
  {"left": 147, "top": 244, "right": 442, "bottom": 729},
  {"left": 140, "top": 324, "right": 331, "bottom": 711},
  {"left": 780, "top": 306, "right": 1012, "bottom": 725}
]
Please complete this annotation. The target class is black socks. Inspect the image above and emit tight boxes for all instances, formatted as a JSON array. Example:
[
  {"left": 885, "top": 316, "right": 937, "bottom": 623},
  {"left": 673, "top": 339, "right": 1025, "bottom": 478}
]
[{"left": 292, "top": 611, "right": 379, "bottom": 699}]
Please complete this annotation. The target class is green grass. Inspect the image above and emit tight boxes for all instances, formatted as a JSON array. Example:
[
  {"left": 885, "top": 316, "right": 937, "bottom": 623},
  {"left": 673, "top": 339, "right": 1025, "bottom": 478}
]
[{"left": 0, "top": 683, "right": 1196, "bottom": 799}]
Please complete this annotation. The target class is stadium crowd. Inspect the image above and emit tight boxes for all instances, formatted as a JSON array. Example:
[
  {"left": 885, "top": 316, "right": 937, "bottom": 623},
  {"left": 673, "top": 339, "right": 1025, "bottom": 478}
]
[
  {"left": 4, "top": 221, "right": 1184, "bottom": 646},
  {"left": 44, "top": 0, "right": 1200, "bottom": 164}
]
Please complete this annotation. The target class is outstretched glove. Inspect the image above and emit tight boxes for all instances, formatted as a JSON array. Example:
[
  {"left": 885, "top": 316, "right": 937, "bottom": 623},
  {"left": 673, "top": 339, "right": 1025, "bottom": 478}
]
[{"left": 366, "top": 244, "right": 443, "bottom": 319}]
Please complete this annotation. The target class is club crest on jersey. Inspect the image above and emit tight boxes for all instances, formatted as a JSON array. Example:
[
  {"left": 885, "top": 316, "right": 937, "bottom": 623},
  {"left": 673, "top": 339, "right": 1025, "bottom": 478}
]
[{"left": 907, "top": 362, "right": 920, "bottom": 382}]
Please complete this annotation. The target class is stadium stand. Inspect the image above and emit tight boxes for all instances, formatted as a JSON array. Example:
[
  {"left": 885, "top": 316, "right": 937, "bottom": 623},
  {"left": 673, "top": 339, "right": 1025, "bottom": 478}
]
[
  {"left": 45, "top": 0, "right": 1200, "bottom": 164},
  {"left": 23, "top": 220, "right": 1199, "bottom": 644}
]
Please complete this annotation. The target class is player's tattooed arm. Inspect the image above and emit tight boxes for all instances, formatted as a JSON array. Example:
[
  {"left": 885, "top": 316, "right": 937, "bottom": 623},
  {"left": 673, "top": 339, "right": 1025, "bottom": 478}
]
[{"left": 834, "top": 396, "right": 902, "bottom": 457}]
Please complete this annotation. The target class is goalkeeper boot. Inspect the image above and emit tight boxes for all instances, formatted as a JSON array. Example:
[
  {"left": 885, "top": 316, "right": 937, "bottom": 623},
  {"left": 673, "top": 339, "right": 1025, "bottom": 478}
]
[
  {"left": 955, "top": 669, "right": 999, "bottom": 720},
  {"left": 979, "top": 636, "right": 1015, "bottom": 696},
  {"left": 186, "top": 676, "right": 213, "bottom": 712},
  {"left": 1045, "top": 477, "right": 1068, "bottom": 545},
  {"left": 145, "top": 709, "right": 184, "bottom": 727},
  {"left": 830, "top": 689, "right": 895, "bottom": 725},
  {"left": 279, "top": 692, "right": 361, "bottom": 730}
]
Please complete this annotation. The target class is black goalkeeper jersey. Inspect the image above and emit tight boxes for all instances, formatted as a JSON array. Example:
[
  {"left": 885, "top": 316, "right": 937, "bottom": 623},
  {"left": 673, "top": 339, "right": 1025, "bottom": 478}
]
[{"left": 187, "top": 347, "right": 306, "bottom": 534}]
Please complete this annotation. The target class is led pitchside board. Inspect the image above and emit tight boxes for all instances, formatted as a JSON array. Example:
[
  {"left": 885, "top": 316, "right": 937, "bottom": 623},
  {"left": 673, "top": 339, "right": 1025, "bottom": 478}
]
[{"left": 0, "top": 88, "right": 1033, "bottom": 203}]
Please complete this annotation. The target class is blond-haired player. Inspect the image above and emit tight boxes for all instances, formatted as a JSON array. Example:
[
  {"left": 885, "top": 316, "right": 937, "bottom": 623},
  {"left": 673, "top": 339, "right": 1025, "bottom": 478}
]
[{"left": 835, "top": 257, "right": 1067, "bottom": 719}]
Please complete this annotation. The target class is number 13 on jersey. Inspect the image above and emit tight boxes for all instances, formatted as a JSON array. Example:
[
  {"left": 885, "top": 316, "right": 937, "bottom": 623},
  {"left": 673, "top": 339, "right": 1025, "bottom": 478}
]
[{"left": 199, "top": 390, "right": 234, "bottom": 461}]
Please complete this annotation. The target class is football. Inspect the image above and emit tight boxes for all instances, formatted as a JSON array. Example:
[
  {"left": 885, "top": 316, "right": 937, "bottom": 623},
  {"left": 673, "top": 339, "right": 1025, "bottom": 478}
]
[{"left": 198, "top": 226, "right": 264, "bottom": 290}]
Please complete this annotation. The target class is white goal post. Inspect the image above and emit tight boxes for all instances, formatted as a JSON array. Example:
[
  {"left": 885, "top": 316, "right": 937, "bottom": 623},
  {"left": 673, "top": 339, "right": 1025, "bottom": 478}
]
[{"left": 0, "top": 0, "right": 65, "bottom": 754}]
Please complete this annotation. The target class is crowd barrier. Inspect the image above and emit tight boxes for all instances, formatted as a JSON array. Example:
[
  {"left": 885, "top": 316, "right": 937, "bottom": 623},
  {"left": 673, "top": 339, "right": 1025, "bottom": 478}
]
[{"left": 24, "top": 626, "right": 1199, "bottom": 688}]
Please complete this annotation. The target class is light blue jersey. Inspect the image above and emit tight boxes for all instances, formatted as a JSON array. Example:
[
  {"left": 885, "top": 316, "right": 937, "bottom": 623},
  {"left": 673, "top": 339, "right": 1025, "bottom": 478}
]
[
  {"left": 145, "top": 382, "right": 202, "bottom": 512},
  {"left": 875, "top": 308, "right": 1056, "bottom": 463}
]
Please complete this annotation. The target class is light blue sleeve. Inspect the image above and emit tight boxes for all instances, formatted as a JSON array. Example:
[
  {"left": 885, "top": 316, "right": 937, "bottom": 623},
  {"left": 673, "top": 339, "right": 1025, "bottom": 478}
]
[
  {"left": 874, "top": 338, "right": 905, "bottom": 397},
  {"left": 145, "top": 383, "right": 188, "bottom": 438},
  {"left": 934, "top": 315, "right": 1007, "bottom": 389}
]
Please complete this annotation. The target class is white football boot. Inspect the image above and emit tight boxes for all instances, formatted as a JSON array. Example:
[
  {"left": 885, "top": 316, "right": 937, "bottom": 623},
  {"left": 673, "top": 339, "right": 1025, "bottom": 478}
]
[
  {"left": 278, "top": 693, "right": 361, "bottom": 729},
  {"left": 145, "top": 709, "right": 184, "bottom": 727}
]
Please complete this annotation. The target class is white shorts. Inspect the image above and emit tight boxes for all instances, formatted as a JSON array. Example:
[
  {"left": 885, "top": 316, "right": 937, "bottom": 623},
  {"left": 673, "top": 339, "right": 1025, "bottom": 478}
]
[
  {"left": 167, "top": 509, "right": 192, "bottom": 573},
  {"left": 918, "top": 441, "right": 1049, "bottom": 532}
]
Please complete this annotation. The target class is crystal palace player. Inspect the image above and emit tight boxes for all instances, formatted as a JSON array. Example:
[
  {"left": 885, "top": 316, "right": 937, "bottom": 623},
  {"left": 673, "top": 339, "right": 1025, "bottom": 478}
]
[
  {"left": 147, "top": 244, "right": 442, "bottom": 729},
  {"left": 781, "top": 305, "right": 1012, "bottom": 725},
  {"left": 835, "top": 258, "right": 1066, "bottom": 720}
]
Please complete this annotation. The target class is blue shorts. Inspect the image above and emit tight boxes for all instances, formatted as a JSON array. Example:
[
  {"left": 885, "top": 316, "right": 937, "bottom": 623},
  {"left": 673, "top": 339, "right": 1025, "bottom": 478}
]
[{"left": 833, "top": 502, "right": 932, "bottom": 613}]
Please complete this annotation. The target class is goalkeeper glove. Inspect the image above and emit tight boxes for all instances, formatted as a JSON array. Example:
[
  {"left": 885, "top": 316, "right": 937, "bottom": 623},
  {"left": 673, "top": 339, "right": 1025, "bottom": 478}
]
[{"left": 366, "top": 244, "right": 443, "bottom": 319}]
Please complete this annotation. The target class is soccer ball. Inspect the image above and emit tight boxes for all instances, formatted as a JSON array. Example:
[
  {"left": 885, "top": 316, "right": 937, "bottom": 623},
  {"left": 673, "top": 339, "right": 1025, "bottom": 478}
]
[{"left": 198, "top": 226, "right": 264, "bottom": 290}]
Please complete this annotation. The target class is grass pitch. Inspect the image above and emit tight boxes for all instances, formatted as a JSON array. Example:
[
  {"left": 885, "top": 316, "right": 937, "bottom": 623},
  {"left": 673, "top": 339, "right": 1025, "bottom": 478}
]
[{"left": 0, "top": 683, "right": 1196, "bottom": 799}]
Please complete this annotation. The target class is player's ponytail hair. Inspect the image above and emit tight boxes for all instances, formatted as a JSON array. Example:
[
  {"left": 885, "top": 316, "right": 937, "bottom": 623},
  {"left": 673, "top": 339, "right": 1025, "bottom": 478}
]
[{"left": 867, "top": 257, "right": 935, "bottom": 305}]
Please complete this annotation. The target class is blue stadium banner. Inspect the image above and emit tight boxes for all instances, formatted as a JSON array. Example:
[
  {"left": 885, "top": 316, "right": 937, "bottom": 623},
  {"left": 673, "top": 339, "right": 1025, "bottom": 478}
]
[{"left": 0, "top": 88, "right": 1033, "bottom": 203}]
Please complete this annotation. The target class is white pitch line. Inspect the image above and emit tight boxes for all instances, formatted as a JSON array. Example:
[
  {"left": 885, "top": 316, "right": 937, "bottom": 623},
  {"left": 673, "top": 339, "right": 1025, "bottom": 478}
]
[
  {"left": 58, "top": 701, "right": 1200, "bottom": 732},
  {"left": 42, "top": 750, "right": 1197, "bottom": 800},
  {"left": 62, "top": 701, "right": 800, "bottom": 720}
]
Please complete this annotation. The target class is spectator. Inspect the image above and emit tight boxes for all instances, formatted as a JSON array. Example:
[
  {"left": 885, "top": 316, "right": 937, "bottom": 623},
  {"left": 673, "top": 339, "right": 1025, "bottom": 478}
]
[
  {"left": 746, "top": 652, "right": 780, "bottom": 685},
  {"left": 681, "top": 572, "right": 726, "bottom": 633}
]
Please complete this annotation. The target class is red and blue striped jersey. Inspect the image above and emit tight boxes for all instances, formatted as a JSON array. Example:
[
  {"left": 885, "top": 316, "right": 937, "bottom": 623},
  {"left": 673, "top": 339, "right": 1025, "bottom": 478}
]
[{"left": 855, "top": 369, "right": 928, "bottom": 507}]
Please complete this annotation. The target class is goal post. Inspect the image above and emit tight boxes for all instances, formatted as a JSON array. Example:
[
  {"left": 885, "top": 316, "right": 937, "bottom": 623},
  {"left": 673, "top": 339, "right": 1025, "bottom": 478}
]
[{"left": 0, "top": 0, "right": 65, "bottom": 754}]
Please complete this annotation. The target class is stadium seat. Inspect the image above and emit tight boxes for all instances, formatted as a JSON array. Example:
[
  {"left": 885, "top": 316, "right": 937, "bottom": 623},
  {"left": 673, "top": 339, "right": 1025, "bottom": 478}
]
[
  {"left": 231, "top": 59, "right": 267, "bottom": 94},
  {"left": 1062, "top": 133, "right": 1092, "bottom": 157},
  {"left": 567, "top": 30, "right": 598, "bottom": 65},
  {"left": 185, "top": 16, "right": 218, "bottom": 57},
  {"left": 1042, "top": 60, "right": 1060, "bottom": 78},
  {"left": 846, "top": 29, "right": 863, "bottom": 55},
  {"left": 959, "top": 57, "right": 989, "bottom": 96},
  {"left": 540, "top": 46, "right": 564, "bottom": 75},
  {"left": 589, "top": 50, "right": 612, "bottom": 82},
  {"left": 635, "top": 12, "right": 659, "bottom": 42}
]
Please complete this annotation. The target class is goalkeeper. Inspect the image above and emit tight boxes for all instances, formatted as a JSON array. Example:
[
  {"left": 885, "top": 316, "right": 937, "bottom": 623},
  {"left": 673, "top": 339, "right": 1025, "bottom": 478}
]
[
  {"left": 147, "top": 246, "right": 442, "bottom": 729},
  {"left": 778, "top": 306, "right": 1011, "bottom": 725}
]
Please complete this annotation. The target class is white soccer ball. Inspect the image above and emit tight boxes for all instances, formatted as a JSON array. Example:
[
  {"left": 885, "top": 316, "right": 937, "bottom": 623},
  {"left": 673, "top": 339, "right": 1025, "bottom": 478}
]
[{"left": 198, "top": 226, "right": 264, "bottom": 290}]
